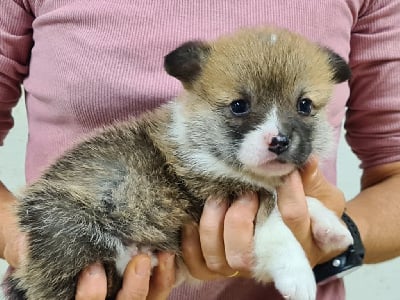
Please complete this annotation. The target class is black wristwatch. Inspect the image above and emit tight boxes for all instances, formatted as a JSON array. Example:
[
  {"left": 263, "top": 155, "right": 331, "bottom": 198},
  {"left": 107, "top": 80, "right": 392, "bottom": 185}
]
[{"left": 313, "top": 212, "right": 365, "bottom": 284}]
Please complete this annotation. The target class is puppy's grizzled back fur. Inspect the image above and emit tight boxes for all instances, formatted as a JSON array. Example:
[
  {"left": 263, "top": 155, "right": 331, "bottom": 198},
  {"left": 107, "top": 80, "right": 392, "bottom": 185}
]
[{"left": 3, "top": 27, "right": 350, "bottom": 300}]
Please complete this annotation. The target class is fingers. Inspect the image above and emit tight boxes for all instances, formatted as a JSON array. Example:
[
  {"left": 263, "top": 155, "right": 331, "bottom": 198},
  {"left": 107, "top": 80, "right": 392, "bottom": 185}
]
[
  {"left": 116, "top": 255, "right": 152, "bottom": 300},
  {"left": 278, "top": 157, "right": 346, "bottom": 232},
  {"left": 277, "top": 171, "right": 310, "bottom": 241},
  {"left": 184, "top": 193, "right": 257, "bottom": 279},
  {"left": 116, "top": 253, "right": 175, "bottom": 300},
  {"left": 76, "top": 263, "right": 108, "bottom": 300},
  {"left": 224, "top": 192, "right": 258, "bottom": 273},
  {"left": 199, "top": 196, "right": 233, "bottom": 276},
  {"left": 301, "top": 157, "right": 346, "bottom": 215},
  {"left": 277, "top": 171, "right": 320, "bottom": 265},
  {"left": 77, "top": 254, "right": 175, "bottom": 300},
  {"left": 182, "top": 222, "right": 224, "bottom": 280},
  {"left": 277, "top": 158, "right": 348, "bottom": 266},
  {"left": 147, "top": 252, "right": 175, "bottom": 300}
]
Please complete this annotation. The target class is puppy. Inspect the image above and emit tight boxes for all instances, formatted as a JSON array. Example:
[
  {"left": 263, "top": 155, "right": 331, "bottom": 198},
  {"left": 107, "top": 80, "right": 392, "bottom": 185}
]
[{"left": 3, "top": 27, "right": 353, "bottom": 300}]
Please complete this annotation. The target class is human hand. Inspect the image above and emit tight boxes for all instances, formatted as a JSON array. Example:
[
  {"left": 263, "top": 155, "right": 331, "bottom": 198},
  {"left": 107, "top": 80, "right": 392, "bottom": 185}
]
[
  {"left": 277, "top": 157, "right": 347, "bottom": 267},
  {"left": 76, "top": 252, "right": 175, "bottom": 300},
  {"left": 182, "top": 192, "right": 259, "bottom": 280},
  {"left": 0, "top": 182, "right": 27, "bottom": 268},
  {"left": 181, "top": 157, "right": 346, "bottom": 280}
]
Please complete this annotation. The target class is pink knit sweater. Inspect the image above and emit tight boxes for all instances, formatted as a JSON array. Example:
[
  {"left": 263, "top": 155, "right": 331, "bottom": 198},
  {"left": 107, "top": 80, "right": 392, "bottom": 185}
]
[{"left": 1, "top": 1, "right": 400, "bottom": 299}]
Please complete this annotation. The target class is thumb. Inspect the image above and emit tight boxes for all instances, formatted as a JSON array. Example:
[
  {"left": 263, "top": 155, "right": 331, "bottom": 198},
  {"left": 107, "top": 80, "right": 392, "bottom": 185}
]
[
  {"left": 116, "top": 254, "right": 152, "bottom": 300},
  {"left": 76, "top": 263, "right": 108, "bottom": 300},
  {"left": 300, "top": 157, "right": 346, "bottom": 214},
  {"left": 277, "top": 170, "right": 310, "bottom": 238}
]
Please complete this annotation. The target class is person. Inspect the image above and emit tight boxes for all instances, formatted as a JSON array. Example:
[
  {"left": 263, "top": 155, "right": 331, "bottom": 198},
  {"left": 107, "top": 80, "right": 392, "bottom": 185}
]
[{"left": 1, "top": 1, "right": 400, "bottom": 299}]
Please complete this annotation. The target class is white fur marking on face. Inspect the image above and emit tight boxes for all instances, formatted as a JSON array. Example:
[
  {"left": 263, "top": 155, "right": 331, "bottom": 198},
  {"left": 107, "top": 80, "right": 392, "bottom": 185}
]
[
  {"left": 238, "top": 107, "right": 280, "bottom": 167},
  {"left": 169, "top": 101, "right": 274, "bottom": 189}
]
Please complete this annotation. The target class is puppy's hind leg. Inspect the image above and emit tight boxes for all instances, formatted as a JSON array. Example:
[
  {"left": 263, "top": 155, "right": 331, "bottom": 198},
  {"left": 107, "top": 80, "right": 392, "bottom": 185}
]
[{"left": 252, "top": 202, "right": 316, "bottom": 300}]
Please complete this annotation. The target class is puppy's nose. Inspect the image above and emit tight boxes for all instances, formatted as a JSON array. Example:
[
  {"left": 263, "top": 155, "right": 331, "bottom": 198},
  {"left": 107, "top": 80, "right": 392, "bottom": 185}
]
[{"left": 268, "top": 134, "right": 290, "bottom": 155}]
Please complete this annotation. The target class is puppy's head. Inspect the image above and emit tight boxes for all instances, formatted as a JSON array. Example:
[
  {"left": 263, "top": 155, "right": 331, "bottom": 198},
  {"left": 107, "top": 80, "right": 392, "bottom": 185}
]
[{"left": 165, "top": 27, "right": 350, "bottom": 181}]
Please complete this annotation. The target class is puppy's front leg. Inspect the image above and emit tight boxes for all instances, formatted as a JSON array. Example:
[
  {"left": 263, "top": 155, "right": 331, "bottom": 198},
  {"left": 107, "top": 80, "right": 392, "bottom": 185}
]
[
  {"left": 252, "top": 199, "right": 317, "bottom": 300},
  {"left": 307, "top": 197, "right": 353, "bottom": 253}
]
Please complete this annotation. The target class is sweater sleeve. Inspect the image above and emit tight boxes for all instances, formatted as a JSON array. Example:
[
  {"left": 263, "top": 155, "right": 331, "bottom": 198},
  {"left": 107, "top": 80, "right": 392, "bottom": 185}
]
[
  {"left": 0, "top": 0, "right": 34, "bottom": 145},
  {"left": 345, "top": 0, "right": 400, "bottom": 169}
]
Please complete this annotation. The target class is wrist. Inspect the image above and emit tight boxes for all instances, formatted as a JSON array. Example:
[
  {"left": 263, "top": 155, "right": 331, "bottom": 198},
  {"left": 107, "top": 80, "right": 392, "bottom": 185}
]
[{"left": 345, "top": 199, "right": 371, "bottom": 261}]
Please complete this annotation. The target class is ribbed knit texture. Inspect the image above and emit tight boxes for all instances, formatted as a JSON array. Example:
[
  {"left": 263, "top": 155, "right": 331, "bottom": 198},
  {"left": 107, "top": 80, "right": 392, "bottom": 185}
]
[{"left": 1, "top": 1, "right": 400, "bottom": 299}]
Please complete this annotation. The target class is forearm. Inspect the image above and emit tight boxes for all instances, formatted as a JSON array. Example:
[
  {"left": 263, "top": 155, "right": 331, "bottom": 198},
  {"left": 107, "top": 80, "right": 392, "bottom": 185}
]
[{"left": 346, "top": 162, "right": 400, "bottom": 263}]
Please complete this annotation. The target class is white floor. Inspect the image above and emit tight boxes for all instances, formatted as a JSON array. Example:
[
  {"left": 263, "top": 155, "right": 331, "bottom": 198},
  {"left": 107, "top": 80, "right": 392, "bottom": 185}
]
[{"left": 1, "top": 100, "right": 399, "bottom": 299}]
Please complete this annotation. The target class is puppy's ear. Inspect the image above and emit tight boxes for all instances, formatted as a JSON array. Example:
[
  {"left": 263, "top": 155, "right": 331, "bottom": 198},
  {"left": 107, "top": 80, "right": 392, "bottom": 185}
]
[
  {"left": 323, "top": 48, "right": 351, "bottom": 83},
  {"left": 164, "top": 41, "right": 211, "bottom": 84}
]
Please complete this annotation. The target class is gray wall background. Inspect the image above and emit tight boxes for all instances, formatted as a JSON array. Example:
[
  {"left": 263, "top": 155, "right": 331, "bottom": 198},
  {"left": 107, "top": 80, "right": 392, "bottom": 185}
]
[{"left": 1, "top": 99, "right": 399, "bottom": 299}]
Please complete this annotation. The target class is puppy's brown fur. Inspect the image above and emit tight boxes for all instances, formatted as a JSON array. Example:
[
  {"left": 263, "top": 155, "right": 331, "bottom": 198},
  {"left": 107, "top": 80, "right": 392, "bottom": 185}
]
[{"left": 3, "top": 27, "right": 350, "bottom": 300}]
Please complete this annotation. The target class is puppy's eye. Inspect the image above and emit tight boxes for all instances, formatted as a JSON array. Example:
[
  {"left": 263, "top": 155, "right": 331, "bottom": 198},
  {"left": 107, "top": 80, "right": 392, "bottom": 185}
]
[
  {"left": 230, "top": 99, "right": 251, "bottom": 116},
  {"left": 297, "top": 98, "right": 313, "bottom": 116}
]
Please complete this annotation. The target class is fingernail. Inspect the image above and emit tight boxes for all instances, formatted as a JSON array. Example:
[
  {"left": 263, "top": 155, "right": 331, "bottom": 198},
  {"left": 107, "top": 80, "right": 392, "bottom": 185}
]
[
  {"left": 135, "top": 256, "right": 151, "bottom": 276},
  {"left": 160, "top": 252, "right": 176, "bottom": 271},
  {"left": 205, "top": 196, "right": 224, "bottom": 208},
  {"left": 87, "top": 263, "right": 103, "bottom": 276},
  {"left": 184, "top": 222, "right": 197, "bottom": 236},
  {"left": 236, "top": 192, "right": 256, "bottom": 204},
  {"left": 166, "top": 252, "right": 175, "bottom": 265}
]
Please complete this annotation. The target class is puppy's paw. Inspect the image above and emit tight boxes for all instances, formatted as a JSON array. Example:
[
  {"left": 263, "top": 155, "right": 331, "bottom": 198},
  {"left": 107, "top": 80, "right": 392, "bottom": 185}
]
[
  {"left": 312, "top": 215, "right": 353, "bottom": 252},
  {"left": 273, "top": 268, "right": 316, "bottom": 300},
  {"left": 253, "top": 204, "right": 317, "bottom": 300},
  {"left": 307, "top": 197, "right": 353, "bottom": 253}
]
